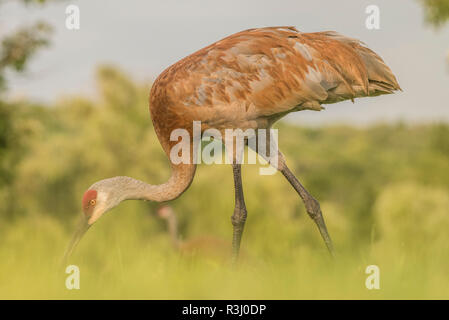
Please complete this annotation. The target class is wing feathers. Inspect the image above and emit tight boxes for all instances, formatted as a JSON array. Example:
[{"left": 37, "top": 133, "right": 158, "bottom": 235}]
[
  {"left": 298, "top": 30, "right": 400, "bottom": 107},
  {"left": 152, "top": 26, "right": 400, "bottom": 119}
]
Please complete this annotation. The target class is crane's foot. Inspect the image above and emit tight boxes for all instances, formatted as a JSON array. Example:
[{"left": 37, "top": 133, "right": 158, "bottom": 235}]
[
  {"left": 304, "top": 195, "right": 335, "bottom": 258},
  {"left": 231, "top": 215, "right": 246, "bottom": 265}
]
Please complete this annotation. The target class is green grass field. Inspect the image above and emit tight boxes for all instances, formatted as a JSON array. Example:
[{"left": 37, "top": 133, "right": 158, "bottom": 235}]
[{"left": 1, "top": 203, "right": 449, "bottom": 299}]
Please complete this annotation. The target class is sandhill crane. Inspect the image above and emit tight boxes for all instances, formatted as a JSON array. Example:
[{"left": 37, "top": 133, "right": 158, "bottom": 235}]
[
  {"left": 64, "top": 26, "right": 400, "bottom": 263},
  {"left": 156, "top": 205, "right": 232, "bottom": 261}
]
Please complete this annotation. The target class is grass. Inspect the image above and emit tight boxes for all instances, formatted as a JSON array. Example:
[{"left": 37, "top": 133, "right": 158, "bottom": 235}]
[{"left": 1, "top": 204, "right": 448, "bottom": 300}]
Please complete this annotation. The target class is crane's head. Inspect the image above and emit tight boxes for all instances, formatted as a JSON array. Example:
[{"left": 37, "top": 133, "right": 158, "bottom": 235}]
[
  {"left": 81, "top": 187, "right": 118, "bottom": 225},
  {"left": 63, "top": 179, "right": 125, "bottom": 263}
]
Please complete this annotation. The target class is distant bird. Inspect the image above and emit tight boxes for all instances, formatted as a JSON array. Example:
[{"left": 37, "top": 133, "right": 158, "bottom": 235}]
[
  {"left": 156, "top": 205, "right": 232, "bottom": 261},
  {"left": 64, "top": 26, "right": 400, "bottom": 263}
]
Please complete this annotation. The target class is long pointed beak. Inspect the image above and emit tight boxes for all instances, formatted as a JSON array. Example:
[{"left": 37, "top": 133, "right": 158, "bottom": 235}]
[{"left": 62, "top": 216, "right": 91, "bottom": 266}]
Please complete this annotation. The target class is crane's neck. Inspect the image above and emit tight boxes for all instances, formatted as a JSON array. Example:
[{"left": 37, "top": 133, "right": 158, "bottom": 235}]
[
  {"left": 104, "top": 163, "right": 196, "bottom": 204},
  {"left": 140, "top": 163, "right": 195, "bottom": 202}
]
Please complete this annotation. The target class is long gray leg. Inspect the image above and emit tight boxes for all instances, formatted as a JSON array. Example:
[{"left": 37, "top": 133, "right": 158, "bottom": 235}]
[
  {"left": 249, "top": 130, "right": 334, "bottom": 256},
  {"left": 277, "top": 155, "right": 335, "bottom": 257},
  {"left": 231, "top": 163, "right": 247, "bottom": 263}
]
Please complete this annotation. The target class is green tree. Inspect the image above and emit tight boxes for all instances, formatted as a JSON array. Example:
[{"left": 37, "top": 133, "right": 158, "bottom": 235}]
[
  {"left": 418, "top": 0, "right": 449, "bottom": 67},
  {"left": 0, "top": 21, "right": 52, "bottom": 91},
  {"left": 419, "top": 0, "right": 449, "bottom": 27},
  {"left": 0, "top": 0, "right": 53, "bottom": 217},
  {"left": 0, "top": 0, "right": 52, "bottom": 92}
]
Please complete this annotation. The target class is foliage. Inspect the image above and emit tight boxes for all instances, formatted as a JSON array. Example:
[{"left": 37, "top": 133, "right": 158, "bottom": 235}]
[
  {"left": 0, "top": 22, "right": 52, "bottom": 91},
  {"left": 0, "top": 0, "right": 52, "bottom": 92},
  {"left": 0, "top": 0, "right": 52, "bottom": 211},
  {"left": 0, "top": 67, "right": 449, "bottom": 298},
  {"left": 419, "top": 0, "right": 449, "bottom": 27}
]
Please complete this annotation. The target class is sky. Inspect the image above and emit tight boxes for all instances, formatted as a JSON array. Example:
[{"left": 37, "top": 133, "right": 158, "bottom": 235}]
[{"left": 2, "top": 0, "right": 449, "bottom": 126}]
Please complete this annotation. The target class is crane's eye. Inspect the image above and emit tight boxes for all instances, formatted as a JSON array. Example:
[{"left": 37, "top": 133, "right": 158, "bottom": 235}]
[{"left": 90, "top": 199, "right": 96, "bottom": 206}]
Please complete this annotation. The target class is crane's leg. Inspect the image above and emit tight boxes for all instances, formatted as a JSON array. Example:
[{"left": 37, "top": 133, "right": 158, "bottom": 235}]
[
  {"left": 231, "top": 163, "right": 247, "bottom": 264},
  {"left": 277, "top": 152, "right": 334, "bottom": 256},
  {"left": 249, "top": 130, "right": 334, "bottom": 256}
]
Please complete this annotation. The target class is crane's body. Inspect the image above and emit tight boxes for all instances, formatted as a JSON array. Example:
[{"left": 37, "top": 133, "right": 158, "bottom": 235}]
[
  {"left": 64, "top": 26, "right": 400, "bottom": 263},
  {"left": 150, "top": 26, "right": 399, "bottom": 141}
]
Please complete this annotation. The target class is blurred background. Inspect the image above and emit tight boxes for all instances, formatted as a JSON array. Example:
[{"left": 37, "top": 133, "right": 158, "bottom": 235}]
[{"left": 0, "top": 0, "right": 448, "bottom": 299}]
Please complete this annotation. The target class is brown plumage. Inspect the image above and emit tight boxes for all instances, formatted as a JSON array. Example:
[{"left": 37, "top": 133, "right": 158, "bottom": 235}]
[
  {"left": 150, "top": 27, "right": 400, "bottom": 136},
  {"left": 64, "top": 26, "right": 400, "bottom": 263}
]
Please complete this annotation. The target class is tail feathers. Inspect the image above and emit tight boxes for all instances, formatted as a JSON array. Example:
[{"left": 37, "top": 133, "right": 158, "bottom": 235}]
[
  {"left": 321, "top": 31, "right": 401, "bottom": 96},
  {"left": 292, "top": 29, "right": 401, "bottom": 109},
  {"left": 357, "top": 46, "right": 402, "bottom": 93}
]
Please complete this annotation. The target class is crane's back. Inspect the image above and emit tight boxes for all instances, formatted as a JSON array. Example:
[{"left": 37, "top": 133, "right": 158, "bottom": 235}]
[{"left": 149, "top": 27, "right": 400, "bottom": 139}]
